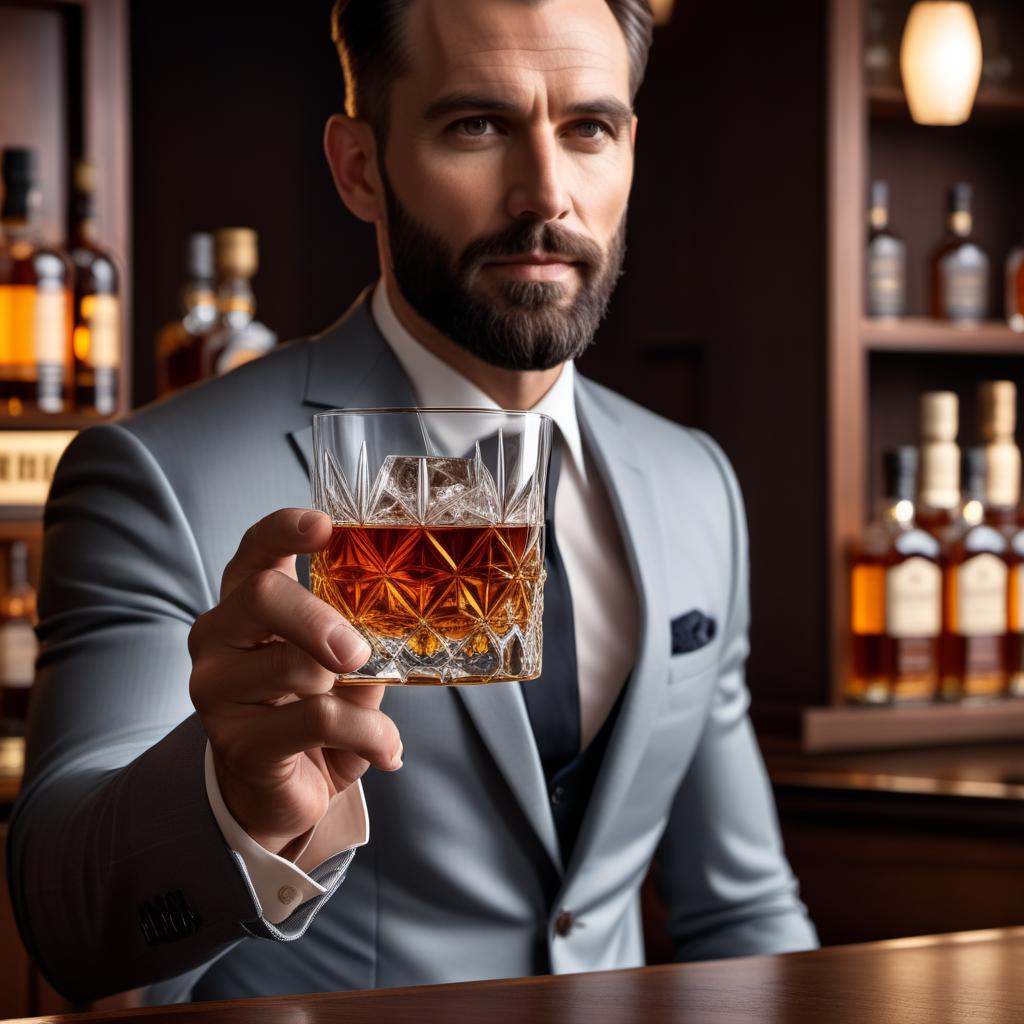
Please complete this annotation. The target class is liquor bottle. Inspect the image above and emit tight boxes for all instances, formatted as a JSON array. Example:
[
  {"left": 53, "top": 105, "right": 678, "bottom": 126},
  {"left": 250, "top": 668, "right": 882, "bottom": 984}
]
[
  {"left": 0, "top": 147, "right": 73, "bottom": 415},
  {"left": 932, "top": 183, "right": 989, "bottom": 324},
  {"left": 154, "top": 233, "right": 218, "bottom": 395},
  {"left": 916, "top": 391, "right": 961, "bottom": 537},
  {"left": 69, "top": 159, "right": 121, "bottom": 415},
  {"left": 848, "top": 447, "right": 942, "bottom": 704},
  {"left": 866, "top": 180, "right": 906, "bottom": 319},
  {"left": 203, "top": 228, "right": 276, "bottom": 377},
  {"left": 940, "top": 448, "right": 1011, "bottom": 701},
  {"left": 1006, "top": 243, "right": 1024, "bottom": 332},
  {"left": 979, "top": 380, "right": 1024, "bottom": 697},
  {"left": 0, "top": 541, "right": 38, "bottom": 730}
]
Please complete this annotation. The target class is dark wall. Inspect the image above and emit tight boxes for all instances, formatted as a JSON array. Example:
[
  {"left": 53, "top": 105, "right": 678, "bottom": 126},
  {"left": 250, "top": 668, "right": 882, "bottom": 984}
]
[{"left": 130, "top": 0, "right": 829, "bottom": 722}]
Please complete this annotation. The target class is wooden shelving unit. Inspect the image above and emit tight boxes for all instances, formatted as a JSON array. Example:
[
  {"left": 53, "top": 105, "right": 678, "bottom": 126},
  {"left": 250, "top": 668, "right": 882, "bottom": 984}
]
[
  {"left": 0, "top": 0, "right": 130, "bottom": 549},
  {"left": 817, "top": 0, "right": 1024, "bottom": 752}
]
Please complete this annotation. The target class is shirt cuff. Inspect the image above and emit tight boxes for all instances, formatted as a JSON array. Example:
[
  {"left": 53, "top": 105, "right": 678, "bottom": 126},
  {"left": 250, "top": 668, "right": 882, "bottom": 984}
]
[{"left": 204, "top": 741, "right": 369, "bottom": 925}]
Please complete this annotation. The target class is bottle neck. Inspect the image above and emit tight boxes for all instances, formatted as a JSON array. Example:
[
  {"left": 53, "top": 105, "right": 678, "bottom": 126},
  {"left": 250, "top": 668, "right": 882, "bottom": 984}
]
[
  {"left": 1, "top": 215, "right": 33, "bottom": 245},
  {"left": 949, "top": 210, "right": 972, "bottom": 239},
  {"left": 218, "top": 276, "right": 256, "bottom": 327},
  {"left": 7, "top": 547, "right": 29, "bottom": 591},
  {"left": 869, "top": 206, "right": 889, "bottom": 232},
  {"left": 877, "top": 495, "right": 916, "bottom": 528}
]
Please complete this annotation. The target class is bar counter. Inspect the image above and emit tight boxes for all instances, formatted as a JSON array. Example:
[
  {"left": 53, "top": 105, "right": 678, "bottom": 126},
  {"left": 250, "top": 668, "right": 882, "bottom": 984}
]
[{"left": 7, "top": 927, "right": 1022, "bottom": 1024}]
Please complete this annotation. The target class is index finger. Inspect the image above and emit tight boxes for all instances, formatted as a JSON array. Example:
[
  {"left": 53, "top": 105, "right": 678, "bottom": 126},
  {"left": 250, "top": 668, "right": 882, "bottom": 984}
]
[{"left": 221, "top": 507, "right": 332, "bottom": 599}]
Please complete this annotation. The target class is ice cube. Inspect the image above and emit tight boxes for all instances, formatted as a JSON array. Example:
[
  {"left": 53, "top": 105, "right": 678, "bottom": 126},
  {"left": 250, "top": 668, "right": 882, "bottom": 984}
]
[{"left": 372, "top": 455, "right": 498, "bottom": 524}]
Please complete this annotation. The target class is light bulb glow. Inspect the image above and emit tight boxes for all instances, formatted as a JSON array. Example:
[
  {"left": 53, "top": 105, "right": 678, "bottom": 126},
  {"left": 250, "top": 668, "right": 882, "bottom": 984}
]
[
  {"left": 649, "top": 0, "right": 676, "bottom": 27},
  {"left": 900, "top": 2, "right": 983, "bottom": 125}
]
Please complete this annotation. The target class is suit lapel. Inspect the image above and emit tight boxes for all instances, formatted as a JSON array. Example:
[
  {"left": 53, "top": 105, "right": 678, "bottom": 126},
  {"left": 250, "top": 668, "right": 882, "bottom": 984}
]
[
  {"left": 564, "top": 379, "right": 671, "bottom": 879},
  {"left": 286, "top": 291, "right": 562, "bottom": 873}
]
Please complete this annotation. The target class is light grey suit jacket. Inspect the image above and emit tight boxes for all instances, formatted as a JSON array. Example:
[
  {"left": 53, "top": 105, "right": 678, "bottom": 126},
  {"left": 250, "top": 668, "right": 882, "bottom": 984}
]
[{"left": 7, "top": 293, "right": 817, "bottom": 1005}]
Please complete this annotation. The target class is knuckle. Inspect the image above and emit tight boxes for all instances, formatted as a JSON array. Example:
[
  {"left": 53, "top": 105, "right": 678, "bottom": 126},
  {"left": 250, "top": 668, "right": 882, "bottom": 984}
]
[
  {"left": 302, "top": 693, "right": 337, "bottom": 741},
  {"left": 242, "top": 568, "right": 282, "bottom": 612}
]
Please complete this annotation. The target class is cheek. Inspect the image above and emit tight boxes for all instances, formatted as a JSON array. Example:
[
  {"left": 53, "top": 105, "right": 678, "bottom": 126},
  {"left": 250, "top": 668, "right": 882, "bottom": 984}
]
[{"left": 568, "top": 151, "right": 632, "bottom": 240}]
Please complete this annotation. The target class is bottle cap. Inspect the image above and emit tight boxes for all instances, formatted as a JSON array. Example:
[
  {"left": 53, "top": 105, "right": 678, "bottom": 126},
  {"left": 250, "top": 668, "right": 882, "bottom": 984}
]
[
  {"left": 1, "top": 147, "right": 37, "bottom": 219},
  {"left": 73, "top": 158, "right": 96, "bottom": 196},
  {"left": 883, "top": 447, "right": 917, "bottom": 502},
  {"left": 950, "top": 182, "right": 972, "bottom": 212},
  {"left": 919, "top": 391, "right": 958, "bottom": 443},
  {"left": 978, "top": 380, "right": 1016, "bottom": 442},
  {"left": 215, "top": 228, "right": 258, "bottom": 278},
  {"left": 187, "top": 233, "right": 215, "bottom": 280}
]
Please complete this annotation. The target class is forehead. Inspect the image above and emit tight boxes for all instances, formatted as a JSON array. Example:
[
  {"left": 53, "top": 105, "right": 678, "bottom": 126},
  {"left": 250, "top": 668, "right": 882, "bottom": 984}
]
[{"left": 399, "top": 0, "right": 631, "bottom": 105}]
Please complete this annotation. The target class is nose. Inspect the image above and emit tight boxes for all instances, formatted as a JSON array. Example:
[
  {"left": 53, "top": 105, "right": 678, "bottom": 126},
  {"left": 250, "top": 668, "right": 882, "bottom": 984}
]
[{"left": 506, "top": 129, "right": 572, "bottom": 224}]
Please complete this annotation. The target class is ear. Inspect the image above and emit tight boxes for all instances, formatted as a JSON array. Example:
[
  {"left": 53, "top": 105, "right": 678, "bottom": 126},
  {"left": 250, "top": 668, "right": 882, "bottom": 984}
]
[{"left": 324, "top": 114, "right": 384, "bottom": 224}]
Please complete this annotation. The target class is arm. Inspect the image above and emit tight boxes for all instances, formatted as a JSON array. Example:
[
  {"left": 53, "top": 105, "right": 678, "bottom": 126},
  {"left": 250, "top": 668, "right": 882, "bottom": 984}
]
[
  {"left": 652, "top": 433, "right": 819, "bottom": 961},
  {"left": 5, "top": 424, "right": 386, "bottom": 1002}
]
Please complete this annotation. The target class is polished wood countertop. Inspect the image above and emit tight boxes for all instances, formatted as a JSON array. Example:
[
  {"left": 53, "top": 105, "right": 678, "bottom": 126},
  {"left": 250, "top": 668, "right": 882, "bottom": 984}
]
[{"left": 9, "top": 928, "right": 1024, "bottom": 1024}]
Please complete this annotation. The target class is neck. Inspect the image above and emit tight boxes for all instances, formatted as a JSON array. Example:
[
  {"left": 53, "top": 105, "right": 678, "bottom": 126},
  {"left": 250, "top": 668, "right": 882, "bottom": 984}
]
[{"left": 382, "top": 269, "right": 564, "bottom": 411}]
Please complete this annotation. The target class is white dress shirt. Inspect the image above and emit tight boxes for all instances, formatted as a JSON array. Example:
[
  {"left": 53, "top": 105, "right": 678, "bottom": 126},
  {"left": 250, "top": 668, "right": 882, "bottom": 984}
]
[{"left": 206, "top": 278, "right": 638, "bottom": 924}]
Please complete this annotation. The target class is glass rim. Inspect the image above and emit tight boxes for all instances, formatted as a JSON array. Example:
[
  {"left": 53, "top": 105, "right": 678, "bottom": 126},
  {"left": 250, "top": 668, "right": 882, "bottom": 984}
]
[{"left": 312, "top": 406, "right": 552, "bottom": 421}]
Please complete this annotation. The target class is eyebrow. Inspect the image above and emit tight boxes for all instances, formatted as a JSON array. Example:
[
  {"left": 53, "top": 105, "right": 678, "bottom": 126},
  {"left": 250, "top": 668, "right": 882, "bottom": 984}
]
[{"left": 421, "top": 91, "right": 634, "bottom": 129}]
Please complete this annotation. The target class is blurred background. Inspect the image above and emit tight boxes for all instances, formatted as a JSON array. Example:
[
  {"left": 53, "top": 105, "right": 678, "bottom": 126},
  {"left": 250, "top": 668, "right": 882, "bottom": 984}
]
[{"left": 3, "top": 0, "right": 1024, "bottom": 1015}]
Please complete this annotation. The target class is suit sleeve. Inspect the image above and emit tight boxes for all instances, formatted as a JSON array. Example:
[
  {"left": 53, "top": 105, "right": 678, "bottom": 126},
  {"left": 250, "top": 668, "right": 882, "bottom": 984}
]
[
  {"left": 5, "top": 423, "right": 355, "bottom": 1004},
  {"left": 651, "top": 431, "right": 819, "bottom": 961}
]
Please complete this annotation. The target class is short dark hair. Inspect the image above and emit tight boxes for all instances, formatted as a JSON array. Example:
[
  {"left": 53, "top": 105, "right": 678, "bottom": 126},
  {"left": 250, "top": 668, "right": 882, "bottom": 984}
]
[{"left": 331, "top": 0, "right": 653, "bottom": 139}]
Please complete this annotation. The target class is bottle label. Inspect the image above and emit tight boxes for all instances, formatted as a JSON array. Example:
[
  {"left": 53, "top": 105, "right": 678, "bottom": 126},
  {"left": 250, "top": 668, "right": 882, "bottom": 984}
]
[
  {"left": 81, "top": 293, "right": 120, "bottom": 369},
  {"left": 940, "top": 250, "right": 988, "bottom": 321},
  {"left": 955, "top": 553, "right": 1008, "bottom": 636},
  {"left": 985, "top": 444, "right": 1021, "bottom": 509},
  {"left": 34, "top": 288, "right": 68, "bottom": 365},
  {"left": 920, "top": 443, "right": 960, "bottom": 509},
  {"left": 867, "top": 246, "right": 906, "bottom": 318},
  {"left": 886, "top": 557, "right": 941, "bottom": 638},
  {"left": 0, "top": 621, "right": 37, "bottom": 688}
]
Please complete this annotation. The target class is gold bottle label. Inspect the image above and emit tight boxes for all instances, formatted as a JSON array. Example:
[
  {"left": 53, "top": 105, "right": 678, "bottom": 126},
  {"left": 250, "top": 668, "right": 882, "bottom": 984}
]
[
  {"left": 886, "top": 557, "right": 941, "bottom": 638},
  {"left": 80, "top": 293, "right": 120, "bottom": 369},
  {"left": 955, "top": 553, "right": 1008, "bottom": 636},
  {"left": 34, "top": 288, "right": 67, "bottom": 364}
]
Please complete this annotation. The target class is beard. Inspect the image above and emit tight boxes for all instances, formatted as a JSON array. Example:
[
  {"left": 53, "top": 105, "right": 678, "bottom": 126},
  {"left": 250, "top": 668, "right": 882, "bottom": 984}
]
[{"left": 381, "top": 175, "right": 626, "bottom": 372}]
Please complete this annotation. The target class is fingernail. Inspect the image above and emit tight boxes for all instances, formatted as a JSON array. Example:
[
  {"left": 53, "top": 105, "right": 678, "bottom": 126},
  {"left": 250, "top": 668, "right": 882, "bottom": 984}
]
[
  {"left": 328, "top": 625, "right": 371, "bottom": 668},
  {"left": 298, "top": 510, "right": 321, "bottom": 534}
]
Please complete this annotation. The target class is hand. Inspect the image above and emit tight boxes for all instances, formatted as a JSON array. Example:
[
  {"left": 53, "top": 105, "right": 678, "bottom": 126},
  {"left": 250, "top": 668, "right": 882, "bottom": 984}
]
[{"left": 188, "top": 508, "right": 401, "bottom": 855}]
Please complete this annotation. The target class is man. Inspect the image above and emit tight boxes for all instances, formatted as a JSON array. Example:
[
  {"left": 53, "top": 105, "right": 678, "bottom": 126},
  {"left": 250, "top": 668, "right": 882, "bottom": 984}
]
[{"left": 8, "top": 0, "right": 817, "bottom": 1006}]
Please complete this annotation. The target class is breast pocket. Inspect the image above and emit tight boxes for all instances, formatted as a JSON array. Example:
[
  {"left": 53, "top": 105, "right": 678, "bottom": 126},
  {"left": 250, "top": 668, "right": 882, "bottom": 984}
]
[{"left": 667, "top": 639, "right": 720, "bottom": 685}]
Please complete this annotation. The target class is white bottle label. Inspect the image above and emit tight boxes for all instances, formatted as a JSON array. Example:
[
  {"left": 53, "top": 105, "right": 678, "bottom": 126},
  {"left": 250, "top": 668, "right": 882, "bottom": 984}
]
[
  {"left": 956, "top": 553, "right": 1008, "bottom": 636},
  {"left": 0, "top": 621, "right": 37, "bottom": 688},
  {"left": 886, "top": 557, "right": 941, "bottom": 638},
  {"left": 34, "top": 289, "right": 67, "bottom": 364},
  {"left": 83, "top": 293, "right": 120, "bottom": 368}
]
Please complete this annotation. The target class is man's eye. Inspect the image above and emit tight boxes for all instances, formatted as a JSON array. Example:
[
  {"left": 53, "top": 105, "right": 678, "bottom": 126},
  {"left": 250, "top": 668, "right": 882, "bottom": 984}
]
[
  {"left": 574, "top": 121, "right": 609, "bottom": 140},
  {"left": 456, "top": 117, "right": 494, "bottom": 137}
]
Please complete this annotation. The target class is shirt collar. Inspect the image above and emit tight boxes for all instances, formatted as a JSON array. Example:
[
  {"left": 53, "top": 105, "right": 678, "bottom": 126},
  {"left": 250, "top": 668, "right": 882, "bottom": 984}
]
[{"left": 370, "top": 277, "right": 587, "bottom": 480}]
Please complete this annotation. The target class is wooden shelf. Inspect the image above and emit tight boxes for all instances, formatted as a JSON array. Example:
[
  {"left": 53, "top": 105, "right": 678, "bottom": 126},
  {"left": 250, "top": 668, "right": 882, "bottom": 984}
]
[
  {"left": 869, "top": 84, "right": 1024, "bottom": 122},
  {"left": 0, "top": 413, "right": 114, "bottom": 432},
  {"left": 861, "top": 318, "right": 1024, "bottom": 354},
  {"left": 803, "top": 700, "right": 1024, "bottom": 754}
]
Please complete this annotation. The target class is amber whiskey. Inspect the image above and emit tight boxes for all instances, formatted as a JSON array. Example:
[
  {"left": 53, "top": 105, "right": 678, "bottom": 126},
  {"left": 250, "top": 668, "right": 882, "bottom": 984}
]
[
  {"left": 940, "top": 448, "right": 1011, "bottom": 701},
  {"left": 311, "top": 522, "right": 543, "bottom": 684},
  {"left": 866, "top": 180, "right": 906, "bottom": 319},
  {"left": 155, "top": 234, "right": 219, "bottom": 396},
  {"left": 849, "top": 448, "right": 941, "bottom": 704},
  {"left": 932, "top": 183, "right": 989, "bottom": 324},
  {"left": 68, "top": 160, "right": 121, "bottom": 415},
  {"left": 0, "top": 148, "right": 73, "bottom": 415},
  {"left": 0, "top": 541, "right": 37, "bottom": 727},
  {"left": 916, "top": 391, "right": 961, "bottom": 537}
]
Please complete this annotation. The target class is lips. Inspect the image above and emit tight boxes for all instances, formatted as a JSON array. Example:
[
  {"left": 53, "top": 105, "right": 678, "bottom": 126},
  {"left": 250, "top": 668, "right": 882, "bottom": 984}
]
[{"left": 485, "top": 253, "right": 581, "bottom": 282}]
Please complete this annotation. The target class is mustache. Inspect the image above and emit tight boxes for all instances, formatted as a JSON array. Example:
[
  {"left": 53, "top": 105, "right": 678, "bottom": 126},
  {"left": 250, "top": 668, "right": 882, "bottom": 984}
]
[{"left": 458, "top": 220, "right": 604, "bottom": 274}]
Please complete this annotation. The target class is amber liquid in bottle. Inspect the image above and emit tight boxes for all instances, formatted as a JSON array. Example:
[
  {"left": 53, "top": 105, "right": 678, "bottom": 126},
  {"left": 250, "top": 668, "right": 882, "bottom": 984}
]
[
  {"left": 849, "top": 448, "right": 942, "bottom": 704},
  {"left": 0, "top": 541, "right": 38, "bottom": 728}
]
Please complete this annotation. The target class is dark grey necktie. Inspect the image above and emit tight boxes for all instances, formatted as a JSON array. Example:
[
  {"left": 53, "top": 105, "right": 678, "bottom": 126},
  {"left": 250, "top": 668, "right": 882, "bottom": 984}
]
[{"left": 519, "top": 439, "right": 581, "bottom": 781}]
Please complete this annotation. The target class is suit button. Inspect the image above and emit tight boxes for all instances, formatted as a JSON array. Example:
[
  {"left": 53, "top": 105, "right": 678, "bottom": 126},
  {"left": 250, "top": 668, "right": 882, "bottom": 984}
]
[
  {"left": 550, "top": 785, "right": 565, "bottom": 806},
  {"left": 554, "top": 909, "right": 575, "bottom": 937}
]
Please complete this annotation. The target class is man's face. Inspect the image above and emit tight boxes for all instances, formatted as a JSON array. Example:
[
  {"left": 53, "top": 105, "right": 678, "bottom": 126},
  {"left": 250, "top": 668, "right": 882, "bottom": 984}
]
[{"left": 379, "top": 0, "right": 636, "bottom": 371}]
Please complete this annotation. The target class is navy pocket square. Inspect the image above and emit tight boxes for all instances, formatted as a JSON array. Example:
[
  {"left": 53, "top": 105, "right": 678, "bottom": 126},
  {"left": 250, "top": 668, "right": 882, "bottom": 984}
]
[{"left": 670, "top": 610, "right": 717, "bottom": 655}]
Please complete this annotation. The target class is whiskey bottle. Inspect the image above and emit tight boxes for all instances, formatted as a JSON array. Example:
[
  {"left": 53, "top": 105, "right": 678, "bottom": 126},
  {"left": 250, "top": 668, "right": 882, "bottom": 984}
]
[
  {"left": 940, "top": 448, "right": 1011, "bottom": 701},
  {"left": 0, "top": 541, "right": 38, "bottom": 730},
  {"left": 0, "top": 147, "right": 73, "bottom": 415},
  {"left": 916, "top": 391, "right": 961, "bottom": 537},
  {"left": 154, "top": 233, "right": 218, "bottom": 395},
  {"left": 866, "top": 180, "right": 907, "bottom": 319},
  {"left": 848, "top": 447, "right": 942, "bottom": 704},
  {"left": 203, "top": 228, "right": 276, "bottom": 377},
  {"left": 69, "top": 159, "right": 121, "bottom": 415},
  {"left": 932, "top": 183, "right": 989, "bottom": 324},
  {"left": 980, "top": 380, "right": 1024, "bottom": 697},
  {"left": 1006, "top": 243, "right": 1024, "bottom": 332}
]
